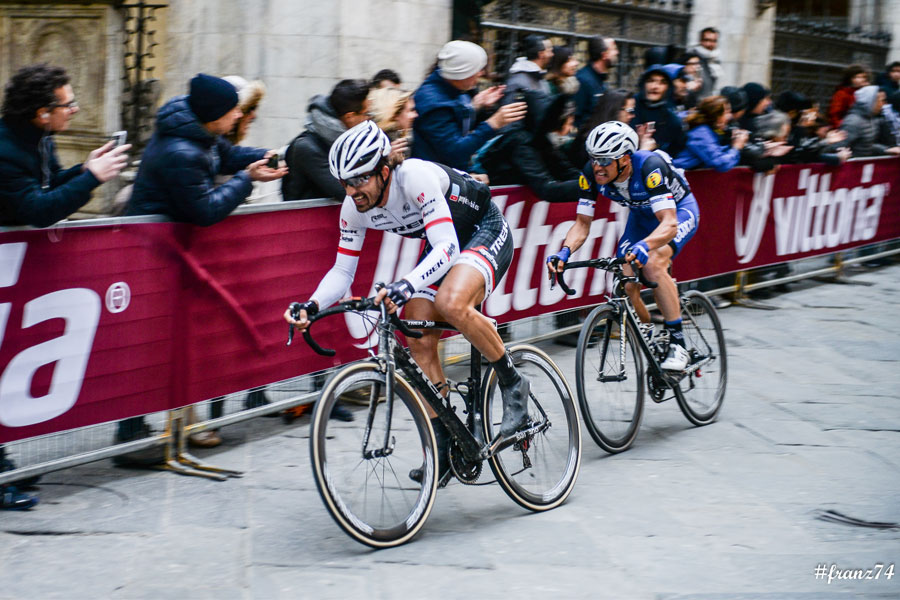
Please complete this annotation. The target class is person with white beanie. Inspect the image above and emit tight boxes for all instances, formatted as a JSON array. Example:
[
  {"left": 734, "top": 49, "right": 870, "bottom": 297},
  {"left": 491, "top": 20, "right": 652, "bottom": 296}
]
[{"left": 411, "top": 40, "right": 526, "bottom": 170}]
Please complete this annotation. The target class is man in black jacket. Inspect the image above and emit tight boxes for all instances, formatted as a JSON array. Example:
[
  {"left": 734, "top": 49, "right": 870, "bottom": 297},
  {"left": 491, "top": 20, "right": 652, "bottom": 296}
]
[
  {"left": 282, "top": 79, "right": 371, "bottom": 200},
  {"left": 632, "top": 65, "right": 686, "bottom": 157},
  {"left": 0, "top": 64, "right": 129, "bottom": 227},
  {"left": 127, "top": 73, "right": 285, "bottom": 224}
]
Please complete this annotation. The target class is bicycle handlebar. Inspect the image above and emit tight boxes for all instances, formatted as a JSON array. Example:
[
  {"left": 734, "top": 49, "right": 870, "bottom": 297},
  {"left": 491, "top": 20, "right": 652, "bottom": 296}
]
[
  {"left": 554, "top": 257, "right": 658, "bottom": 296},
  {"left": 287, "top": 287, "right": 423, "bottom": 357}
]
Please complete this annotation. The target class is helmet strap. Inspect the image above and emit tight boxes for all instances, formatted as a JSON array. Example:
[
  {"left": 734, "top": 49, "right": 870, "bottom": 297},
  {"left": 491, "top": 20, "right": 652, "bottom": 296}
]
[{"left": 374, "top": 167, "right": 391, "bottom": 208}]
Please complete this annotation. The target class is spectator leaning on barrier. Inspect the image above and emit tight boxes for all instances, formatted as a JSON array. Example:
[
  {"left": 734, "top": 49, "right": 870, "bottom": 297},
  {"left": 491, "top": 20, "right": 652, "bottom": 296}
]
[
  {"left": 412, "top": 40, "right": 525, "bottom": 170},
  {"left": 690, "top": 27, "right": 723, "bottom": 98},
  {"left": 283, "top": 79, "right": 371, "bottom": 201},
  {"left": 738, "top": 82, "right": 772, "bottom": 135},
  {"left": 632, "top": 64, "right": 687, "bottom": 157},
  {"left": 840, "top": 85, "right": 900, "bottom": 157},
  {"left": 0, "top": 64, "right": 129, "bottom": 227},
  {"left": 474, "top": 92, "right": 581, "bottom": 203},
  {"left": 828, "top": 64, "right": 870, "bottom": 128},
  {"left": 574, "top": 35, "right": 618, "bottom": 128},
  {"left": 127, "top": 73, "right": 285, "bottom": 224},
  {"left": 774, "top": 90, "right": 850, "bottom": 166},
  {"left": 674, "top": 95, "right": 746, "bottom": 172}
]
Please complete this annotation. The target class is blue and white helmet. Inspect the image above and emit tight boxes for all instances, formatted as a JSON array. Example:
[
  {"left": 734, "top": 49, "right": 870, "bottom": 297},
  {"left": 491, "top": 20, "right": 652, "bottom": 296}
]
[
  {"left": 585, "top": 121, "right": 638, "bottom": 159},
  {"left": 328, "top": 121, "right": 392, "bottom": 180}
]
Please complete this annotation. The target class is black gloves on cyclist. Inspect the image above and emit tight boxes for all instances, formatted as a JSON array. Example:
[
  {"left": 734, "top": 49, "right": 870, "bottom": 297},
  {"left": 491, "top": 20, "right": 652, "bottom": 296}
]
[
  {"left": 290, "top": 300, "right": 318, "bottom": 320},
  {"left": 383, "top": 279, "right": 415, "bottom": 306}
]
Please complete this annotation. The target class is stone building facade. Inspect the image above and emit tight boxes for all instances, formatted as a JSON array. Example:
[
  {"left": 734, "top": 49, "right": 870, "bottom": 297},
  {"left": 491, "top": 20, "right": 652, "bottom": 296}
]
[{"left": 1, "top": 0, "right": 898, "bottom": 215}]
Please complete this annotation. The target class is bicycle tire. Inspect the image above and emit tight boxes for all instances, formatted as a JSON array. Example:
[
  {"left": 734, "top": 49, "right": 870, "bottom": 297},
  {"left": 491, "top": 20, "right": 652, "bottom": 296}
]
[
  {"left": 675, "top": 290, "right": 727, "bottom": 426},
  {"left": 482, "top": 344, "right": 581, "bottom": 511},
  {"left": 575, "top": 305, "right": 645, "bottom": 453},
  {"left": 309, "top": 362, "right": 438, "bottom": 548}
]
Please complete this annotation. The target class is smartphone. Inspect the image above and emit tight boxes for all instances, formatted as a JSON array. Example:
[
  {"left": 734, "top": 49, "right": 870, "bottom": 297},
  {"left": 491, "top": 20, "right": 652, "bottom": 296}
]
[
  {"left": 646, "top": 121, "right": 656, "bottom": 133},
  {"left": 110, "top": 130, "right": 127, "bottom": 147},
  {"left": 267, "top": 153, "right": 279, "bottom": 169}
]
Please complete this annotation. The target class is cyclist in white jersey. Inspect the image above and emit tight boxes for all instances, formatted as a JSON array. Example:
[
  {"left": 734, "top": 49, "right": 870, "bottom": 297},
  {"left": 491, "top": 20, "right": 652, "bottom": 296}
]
[{"left": 284, "top": 121, "right": 529, "bottom": 480}]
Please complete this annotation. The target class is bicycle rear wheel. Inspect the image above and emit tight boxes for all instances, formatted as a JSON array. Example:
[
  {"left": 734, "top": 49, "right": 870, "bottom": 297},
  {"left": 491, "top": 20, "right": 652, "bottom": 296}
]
[
  {"left": 675, "top": 290, "right": 727, "bottom": 425},
  {"left": 309, "top": 363, "right": 437, "bottom": 548},
  {"left": 575, "top": 305, "right": 644, "bottom": 453},
  {"left": 482, "top": 345, "right": 581, "bottom": 511}
]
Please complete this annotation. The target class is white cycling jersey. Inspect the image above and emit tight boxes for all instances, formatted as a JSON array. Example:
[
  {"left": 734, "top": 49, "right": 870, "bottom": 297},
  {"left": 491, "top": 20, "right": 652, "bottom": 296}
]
[{"left": 310, "top": 159, "right": 490, "bottom": 309}]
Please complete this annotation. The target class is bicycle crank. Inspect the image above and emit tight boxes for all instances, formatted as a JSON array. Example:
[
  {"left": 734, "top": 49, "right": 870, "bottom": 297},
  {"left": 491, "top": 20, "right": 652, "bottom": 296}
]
[{"left": 448, "top": 441, "right": 482, "bottom": 484}]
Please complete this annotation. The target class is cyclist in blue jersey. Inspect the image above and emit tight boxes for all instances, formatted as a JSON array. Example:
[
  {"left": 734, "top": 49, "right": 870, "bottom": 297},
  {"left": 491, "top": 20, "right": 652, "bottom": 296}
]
[{"left": 547, "top": 121, "right": 700, "bottom": 371}]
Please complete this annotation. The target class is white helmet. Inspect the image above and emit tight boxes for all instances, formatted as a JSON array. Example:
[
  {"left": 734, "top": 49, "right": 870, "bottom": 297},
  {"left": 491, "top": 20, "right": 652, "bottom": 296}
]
[
  {"left": 585, "top": 121, "right": 638, "bottom": 162},
  {"left": 328, "top": 121, "right": 392, "bottom": 181}
]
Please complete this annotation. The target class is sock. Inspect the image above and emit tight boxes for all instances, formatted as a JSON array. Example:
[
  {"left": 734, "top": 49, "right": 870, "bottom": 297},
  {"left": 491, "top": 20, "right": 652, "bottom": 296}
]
[
  {"left": 665, "top": 319, "right": 686, "bottom": 348},
  {"left": 491, "top": 351, "right": 520, "bottom": 388}
]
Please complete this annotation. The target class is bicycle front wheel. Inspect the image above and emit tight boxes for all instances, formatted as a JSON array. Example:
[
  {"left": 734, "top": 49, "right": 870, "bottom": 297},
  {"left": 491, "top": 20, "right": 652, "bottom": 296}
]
[
  {"left": 676, "top": 290, "right": 727, "bottom": 426},
  {"left": 309, "top": 363, "right": 438, "bottom": 548},
  {"left": 575, "top": 305, "right": 644, "bottom": 453},
  {"left": 482, "top": 345, "right": 581, "bottom": 511}
]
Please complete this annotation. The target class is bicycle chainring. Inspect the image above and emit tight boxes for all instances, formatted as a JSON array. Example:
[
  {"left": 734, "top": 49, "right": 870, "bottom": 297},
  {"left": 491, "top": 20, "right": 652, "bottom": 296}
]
[
  {"left": 647, "top": 371, "right": 668, "bottom": 403},
  {"left": 448, "top": 441, "right": 482, "bottom": 484}
]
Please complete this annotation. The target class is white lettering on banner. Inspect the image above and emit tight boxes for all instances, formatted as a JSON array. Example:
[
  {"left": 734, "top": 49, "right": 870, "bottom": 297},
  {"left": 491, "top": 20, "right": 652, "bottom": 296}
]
[
  {"left": 770, "top": 169, "right": 887, "bottom": 257},
  {"left": 512, "top": 202, "right": 551, "bottom": 311},
  {"left": 735, "top": 173, "right": 773, "bottom": 264},
  {"left": 0, "top": 243, "right": 102, "bottom": 427}
]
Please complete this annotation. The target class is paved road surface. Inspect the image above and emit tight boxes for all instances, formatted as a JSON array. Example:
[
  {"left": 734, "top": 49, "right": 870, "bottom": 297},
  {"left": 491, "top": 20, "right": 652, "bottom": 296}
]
[{"left": 2, "top": 264, "right": 899, "bottom": 599}]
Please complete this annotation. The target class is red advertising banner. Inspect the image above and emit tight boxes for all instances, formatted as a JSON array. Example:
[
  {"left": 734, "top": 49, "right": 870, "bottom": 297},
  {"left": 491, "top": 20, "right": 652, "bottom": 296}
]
[{"left": 1, "top": 159, "right": 898, "bottom": 442}]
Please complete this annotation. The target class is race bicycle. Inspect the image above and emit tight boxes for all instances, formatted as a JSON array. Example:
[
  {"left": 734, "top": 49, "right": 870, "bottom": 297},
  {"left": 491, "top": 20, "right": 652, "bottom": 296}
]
[
  {"left": 554, "top": 257, "right": 726, "bottom": 453},
  {"left": 288, "top": 292, "right": 581, "bottom": 548}
]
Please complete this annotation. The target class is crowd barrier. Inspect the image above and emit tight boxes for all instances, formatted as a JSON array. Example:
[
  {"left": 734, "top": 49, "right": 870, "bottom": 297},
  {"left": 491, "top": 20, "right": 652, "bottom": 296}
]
[{"left": 1, "top": 158, "right": 899, "bottom": 481}]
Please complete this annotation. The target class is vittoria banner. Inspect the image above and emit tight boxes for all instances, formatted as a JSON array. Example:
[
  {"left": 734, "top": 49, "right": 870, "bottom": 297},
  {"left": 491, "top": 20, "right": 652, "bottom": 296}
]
[{"left": 1, "top": 159, "right": 898, "bottom": 442}]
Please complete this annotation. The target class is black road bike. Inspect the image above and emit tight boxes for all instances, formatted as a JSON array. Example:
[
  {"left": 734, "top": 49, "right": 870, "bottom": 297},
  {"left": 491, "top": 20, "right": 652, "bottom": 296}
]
[
  {"left": 555, "top": 258, "right": 727, "bottom": 453},
  {"left": 288, "top": 293, "right": 581, "bottom": 548}
]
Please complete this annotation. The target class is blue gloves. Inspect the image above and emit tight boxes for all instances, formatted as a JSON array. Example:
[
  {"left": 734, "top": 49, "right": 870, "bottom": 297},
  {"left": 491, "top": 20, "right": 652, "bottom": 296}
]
[
  {"left": 628, "top": 241, "right": 650, "bottom": 266},
  {"left": 547, "top": 246, "right": 572, "bottom": 269}
]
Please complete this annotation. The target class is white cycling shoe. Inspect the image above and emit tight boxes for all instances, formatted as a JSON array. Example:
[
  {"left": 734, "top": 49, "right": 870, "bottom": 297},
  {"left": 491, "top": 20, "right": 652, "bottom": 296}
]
[{"left": 660, "top": 343, "right": 689, "bottom": 371}]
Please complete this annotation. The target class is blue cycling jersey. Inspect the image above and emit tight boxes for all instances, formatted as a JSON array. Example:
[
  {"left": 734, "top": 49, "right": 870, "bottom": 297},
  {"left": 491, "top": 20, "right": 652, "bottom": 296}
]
[{"left": 576, "top": 150, "right": 693, "bottom": 219}]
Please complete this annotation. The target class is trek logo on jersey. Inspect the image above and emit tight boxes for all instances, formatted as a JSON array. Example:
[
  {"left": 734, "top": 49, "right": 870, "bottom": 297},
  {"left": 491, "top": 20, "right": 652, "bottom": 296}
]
[
  {"left": 578, "top": 174, "right": 590, "bottom": 191},
  {"left": 646, "top": 169, "right": 662, "bottom": 189},
  {"left": 416, "top": 192, "right": 426, "bottom": 205}
]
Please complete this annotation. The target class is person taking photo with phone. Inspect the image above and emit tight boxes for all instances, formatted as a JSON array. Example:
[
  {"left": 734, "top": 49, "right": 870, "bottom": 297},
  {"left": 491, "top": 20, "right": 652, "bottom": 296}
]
[
  {"left": 126, "top": 73, "right": 286, "bottom": 225},
  {"left": 0, "top": 63, "right": 130, "bottom": 227}
]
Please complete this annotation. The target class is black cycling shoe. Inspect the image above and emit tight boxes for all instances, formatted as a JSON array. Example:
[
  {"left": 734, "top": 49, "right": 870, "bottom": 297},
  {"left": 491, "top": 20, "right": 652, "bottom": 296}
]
[
  {"left": 409, "top": 418, "right": 450, "bottom": 484},
  {"left": 499, "top": 375, "right": 530, "bottom": 437}
]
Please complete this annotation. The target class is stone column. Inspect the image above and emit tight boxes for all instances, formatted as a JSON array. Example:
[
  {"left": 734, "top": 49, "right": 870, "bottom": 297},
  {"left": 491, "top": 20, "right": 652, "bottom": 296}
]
[
  {"left": 0, "top": 2, "right": 124, "bottom": 216},
  {"left": 687, "top": 0, "right": 777, "bottom": 89},
  {"left": 879, "top": 0, "right": 900, "bottom": 62}
]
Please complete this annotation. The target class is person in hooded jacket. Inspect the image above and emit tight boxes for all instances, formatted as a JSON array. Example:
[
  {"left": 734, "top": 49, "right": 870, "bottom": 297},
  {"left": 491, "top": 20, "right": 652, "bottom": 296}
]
[
  {"left": 632, "top": 64, "right": 686, "bottom": 157},
  {"left": 662, "top": 63, "right": 698, "bottom": 117},
  {"left": 840, "top": 85, "right": 900, "bottom": 157},
  {"left": 475, "top": 91, "right": 581, "bottom": 203},
  {"left": 504, "top": 34, "right": 554, "bottom": 103},
  {"left": 282, "top": 79, "right": 371, "bottom": 200},
  {"left": 127, "top": 73, "right": 285, "bottom": 225}
]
